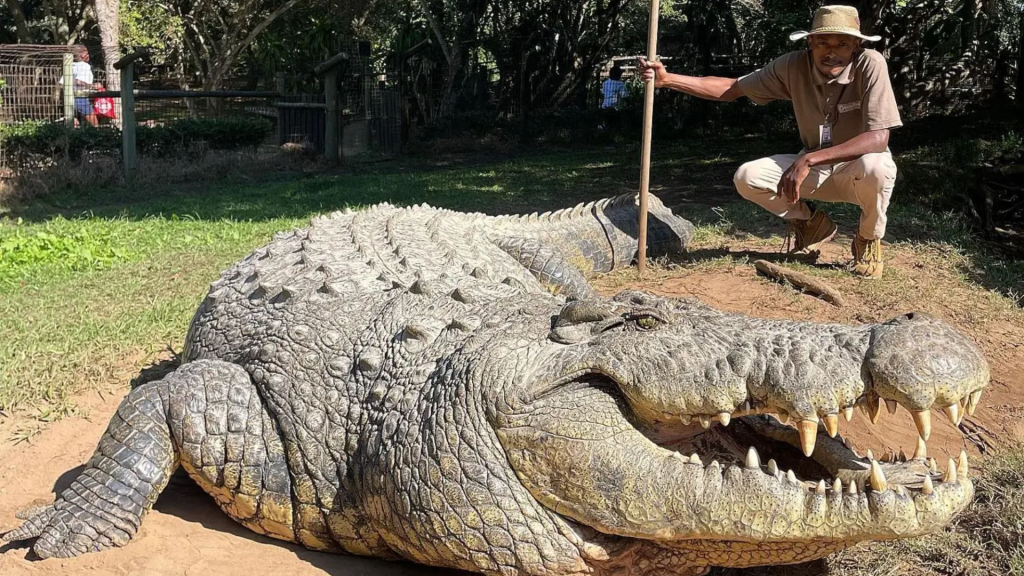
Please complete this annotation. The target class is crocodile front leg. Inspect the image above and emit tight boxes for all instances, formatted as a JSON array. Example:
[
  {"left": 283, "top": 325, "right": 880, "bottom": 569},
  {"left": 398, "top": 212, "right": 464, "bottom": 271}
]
[
  {"left": 1, "top": 360, "right": 299, "bottom": 558},
  {"left": 1, "top": 378, "right": 177, "bottom": 557}
]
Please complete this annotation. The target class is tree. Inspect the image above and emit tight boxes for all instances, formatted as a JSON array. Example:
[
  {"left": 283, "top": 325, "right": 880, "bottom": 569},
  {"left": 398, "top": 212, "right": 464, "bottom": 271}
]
[
  {"left": 168, "top": 0, "right": 303, "bottom": 90},
  {"left": 4, "top": 0, "right": 32, "bottom": 42},
  {"left": 91, "top": 0, "right": 118, "bottom": 89}
]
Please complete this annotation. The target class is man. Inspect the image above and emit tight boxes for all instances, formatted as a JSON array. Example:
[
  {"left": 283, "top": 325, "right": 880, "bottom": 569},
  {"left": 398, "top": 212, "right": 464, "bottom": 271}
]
[
  {"left": 71, "top": 45, "right": 99, "bottom": 127},
  {"left": 601, "top": 64, "right": 629, "bottom": 109},
  {"left": 640, "top": 5, "right": 901, "bottom": 278}
]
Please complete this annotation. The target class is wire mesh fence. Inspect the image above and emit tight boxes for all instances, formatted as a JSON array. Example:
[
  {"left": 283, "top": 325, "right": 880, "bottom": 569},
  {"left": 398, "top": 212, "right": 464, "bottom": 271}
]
[{"left": 0, "top": 44, "right": 111, "bottom": 126}]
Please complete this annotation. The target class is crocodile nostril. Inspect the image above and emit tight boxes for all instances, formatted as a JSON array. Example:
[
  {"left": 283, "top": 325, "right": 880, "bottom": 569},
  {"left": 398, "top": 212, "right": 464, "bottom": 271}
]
[{"left": 905, "top": 313, "right": 915, "bottom": 320}]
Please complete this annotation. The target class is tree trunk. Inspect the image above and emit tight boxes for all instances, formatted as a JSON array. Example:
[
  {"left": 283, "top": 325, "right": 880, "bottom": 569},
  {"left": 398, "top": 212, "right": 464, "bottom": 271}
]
[
  {"left": 92, "top": 0, "right": 120, "bottom": 90},
  {"left": 5, "top": 0, "right": 31, "bottom": 42},
  {"left": 1018, "top": 7, "right": 1024, "bottom": 108}
]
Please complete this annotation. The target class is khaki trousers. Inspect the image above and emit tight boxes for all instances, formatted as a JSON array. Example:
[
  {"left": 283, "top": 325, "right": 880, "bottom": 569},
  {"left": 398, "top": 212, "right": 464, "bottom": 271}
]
[{"left": 732, "top": 152, "right": 897, "bottom": 240}]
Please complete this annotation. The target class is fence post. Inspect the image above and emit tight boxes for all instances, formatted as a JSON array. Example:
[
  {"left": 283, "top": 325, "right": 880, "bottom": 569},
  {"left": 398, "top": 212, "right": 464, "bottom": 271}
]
[
  {"left": 62, "top": 54, "right": 74, "bottom": 127},
  {"left": 275, "top": 72, "right": 286, "bottom": 146},
  {"left": 324, "top": 69, "right": 339, "bottom": 165},
  {"left": 120, "top": 62, "right": 137, "bottom": 182},
  {"left": 114, "top": 49, "right": 148, "bottom": 183},
  {"left": 314, "top": 51, "right": 348, "bottom": 166}
]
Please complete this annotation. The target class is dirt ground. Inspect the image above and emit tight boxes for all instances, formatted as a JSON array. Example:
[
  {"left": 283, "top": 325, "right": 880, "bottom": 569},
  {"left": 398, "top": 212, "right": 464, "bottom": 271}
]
[{"left": 1, "top": 234, "right": 1022, "bottom": 576}]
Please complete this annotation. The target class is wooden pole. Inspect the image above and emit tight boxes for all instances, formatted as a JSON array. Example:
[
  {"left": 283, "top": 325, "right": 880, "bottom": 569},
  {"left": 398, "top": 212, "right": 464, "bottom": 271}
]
[{"left": 637, "top": 0, "right": 660, "bottom": 277}]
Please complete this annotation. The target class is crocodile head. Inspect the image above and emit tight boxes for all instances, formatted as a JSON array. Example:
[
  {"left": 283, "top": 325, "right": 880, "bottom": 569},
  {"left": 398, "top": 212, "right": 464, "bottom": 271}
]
[{"left": 494, "top": 290, "right": 989, "bottom": 570}]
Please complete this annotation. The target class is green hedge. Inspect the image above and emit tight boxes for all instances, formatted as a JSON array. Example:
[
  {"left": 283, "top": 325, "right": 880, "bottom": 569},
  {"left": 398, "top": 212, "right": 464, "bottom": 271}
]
[{"left": 0, "top": 117, "right": 273, "bottom": 161}]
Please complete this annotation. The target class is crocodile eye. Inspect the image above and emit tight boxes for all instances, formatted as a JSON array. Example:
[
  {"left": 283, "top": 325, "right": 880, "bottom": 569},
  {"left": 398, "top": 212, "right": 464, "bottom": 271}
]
[{"left": 635, "top": 315, "right": 662, "bottom": 330}]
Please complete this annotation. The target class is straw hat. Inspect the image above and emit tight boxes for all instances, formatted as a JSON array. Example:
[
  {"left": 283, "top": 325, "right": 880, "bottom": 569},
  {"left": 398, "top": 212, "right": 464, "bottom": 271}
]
[{"left": 789, "top": 5, "right": 881, "bottom": 42}]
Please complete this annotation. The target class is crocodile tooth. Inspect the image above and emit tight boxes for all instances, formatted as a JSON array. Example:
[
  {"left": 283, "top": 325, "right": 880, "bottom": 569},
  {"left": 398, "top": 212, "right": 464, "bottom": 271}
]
[
  {"left": 895, "top": 485, "right": 907, "bottom": 497},
  {"left": 707, "top": 460, "right": 721, "bottom": 476},
  {"left": 843, "top": 406, "right": 854, "bottom": 422},
  {"left": 929, "top": 458, "right": 938, "bottom": 473},
  {"left": 689, "top": 454, "right": 702, "bottom": 466},
  {"left": 797, "top": 418, "right": 818, "bottom": 457},
  {"left": 943, "top": 403, "right": 961, "bottom": 425},
  {"left": 921, "top": 475, "right": 934, "bottom": 495},
  {"left": 866, "top": 449, "right": 875, "bottom": 461},
  {"left": 699, "top": 416, "right": 711, "bottom": 429},
  {"left": 912, "top": 410, "right": 931, "bottom": 441},
  {"left": 680, "top": 415, "right": 692, "bottom": 425},
  {"left": 773, "top": 411, "right": 791, "bottom": 425},
  {"left": 833, "top": 478, "right": 842, "bottom": 493},
  {"left": 967, "top": 390, "right": 982, "bottom": 416},
  {"left": 958, "top": 450, "right": 969, "bottom": 478},
  {"left": 847, "top": 480, "right": 858, "bottom": 494},
  {"left": 786, "top": 470, "right": 798, "bottom": 484},
  {"left": 885, "top": 399, "right": 898, "bottom": 415},
  {"left": 898, "top": 448, "right": 908, "bottom": 462},
  {"left": 766, "top": 459, "right": 779, "bottom": 477},
  {"left": 718, "top": 412, "right": 731, "bottom": 427},
  {"left": 745, "top": 447, "right": 760, "bottom": 469},
  {"left": 813, "top": 480, "right": 825, "bottom": 495},
  {"left": 868, "top": 395, "right": 883, "bottom": 424},
  {"left": 869, "top": 460, "right": 888, "bottom": 492},
  {"left": 944, "top": 459, "right": 957, "bottom": 483},
  {"left": 913, "top": 436, "right": 927, "bottom": 460},
  {"left": 843, "top": 437, "right": 852, "bottom": 449},
  {"left": 823, "top": 414, "right": 839, "bottom": 438}
]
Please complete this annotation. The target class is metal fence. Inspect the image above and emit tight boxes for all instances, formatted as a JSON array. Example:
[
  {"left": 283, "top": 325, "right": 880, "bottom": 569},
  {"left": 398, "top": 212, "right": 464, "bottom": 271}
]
[
  {"left": 0, "top": 44, "right": 111, "bottom": 126},
  {"left": 0, "top": 43, "right": 405, "bottom": 179}
]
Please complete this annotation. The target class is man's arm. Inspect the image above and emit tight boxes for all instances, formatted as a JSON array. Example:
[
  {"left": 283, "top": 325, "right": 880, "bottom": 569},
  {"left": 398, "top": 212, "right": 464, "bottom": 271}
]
[
  {"left": 639, "top": 59, "right": 745, "bottom": 102},
  {"left": 779, "top": 129, "right": 890, "bottom": 202}
]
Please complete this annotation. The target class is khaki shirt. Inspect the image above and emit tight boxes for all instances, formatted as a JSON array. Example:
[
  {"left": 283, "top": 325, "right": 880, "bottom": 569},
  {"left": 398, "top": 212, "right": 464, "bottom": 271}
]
[{"left": 737, "top": 49, "right": 902, "bottom": 151}]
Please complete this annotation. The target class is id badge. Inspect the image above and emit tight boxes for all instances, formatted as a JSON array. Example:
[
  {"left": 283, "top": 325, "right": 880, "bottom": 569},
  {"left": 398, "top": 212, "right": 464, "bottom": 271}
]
[{"left": 819, "top": 124, "right": 833, "bottom": 148}]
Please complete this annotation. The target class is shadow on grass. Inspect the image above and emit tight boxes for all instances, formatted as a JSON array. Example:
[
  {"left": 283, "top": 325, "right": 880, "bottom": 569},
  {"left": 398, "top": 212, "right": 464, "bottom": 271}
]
[{"left": 4, "top": 137, "right": 780, "bottom": 224}]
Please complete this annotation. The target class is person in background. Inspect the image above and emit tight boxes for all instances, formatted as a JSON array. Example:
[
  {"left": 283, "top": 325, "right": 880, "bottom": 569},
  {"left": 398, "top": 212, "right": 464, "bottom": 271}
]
[
  {"left": 71, "top": 45, "right": 99, "bottom": 128},
  {"left": 639, "top": 5, "right": 901, "bottom": 278},
  {"left": 601, "top": 64, "right": 629, "bottom": 109}
]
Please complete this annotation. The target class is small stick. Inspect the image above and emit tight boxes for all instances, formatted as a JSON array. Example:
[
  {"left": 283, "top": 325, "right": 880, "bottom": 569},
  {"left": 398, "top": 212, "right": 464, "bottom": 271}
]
[{"left": 753, "top": 259, "right": 846, "bottom": 307}]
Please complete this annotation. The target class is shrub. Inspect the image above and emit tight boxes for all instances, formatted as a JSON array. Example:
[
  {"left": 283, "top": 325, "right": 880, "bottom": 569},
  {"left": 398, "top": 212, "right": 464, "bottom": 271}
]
[{"left": 0, "top": 116, "right": 273, "bottom": 165}]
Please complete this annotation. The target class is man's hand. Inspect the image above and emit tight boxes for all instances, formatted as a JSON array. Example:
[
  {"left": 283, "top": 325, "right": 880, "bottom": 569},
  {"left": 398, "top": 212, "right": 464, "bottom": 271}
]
[
  {"left": 637, "top": 58, "right": 669, "bottom": 88},
  {"left": 779, "top": 156, "right": 812, "bottom": 203}
]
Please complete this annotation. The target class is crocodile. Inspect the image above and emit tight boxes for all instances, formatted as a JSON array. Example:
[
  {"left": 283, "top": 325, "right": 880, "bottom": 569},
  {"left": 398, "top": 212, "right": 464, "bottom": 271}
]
[{"left": 2, "top": 194, "right": 989, "bottom": 575}]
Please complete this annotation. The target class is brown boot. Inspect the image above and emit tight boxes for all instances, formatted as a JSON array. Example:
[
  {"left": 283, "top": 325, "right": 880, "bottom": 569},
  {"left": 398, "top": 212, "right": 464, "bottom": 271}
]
[
  {"left": 782, "top": 209, "right": 838, "bottom": 255},
  {"left": 851, "top": 234, "right": 884, "bottom": 278}
]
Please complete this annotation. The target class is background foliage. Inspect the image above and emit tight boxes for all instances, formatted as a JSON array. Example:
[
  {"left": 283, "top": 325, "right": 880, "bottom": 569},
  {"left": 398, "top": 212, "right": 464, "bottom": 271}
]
[{"left": 1, "top": 0, "right": 1019, "bottom": 126}]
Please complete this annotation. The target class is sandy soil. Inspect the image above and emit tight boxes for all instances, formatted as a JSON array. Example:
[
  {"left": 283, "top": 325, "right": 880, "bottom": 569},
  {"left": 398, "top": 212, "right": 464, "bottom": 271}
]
[{"left": 1, "top": 234, "right": 1021, "bottom": 576}]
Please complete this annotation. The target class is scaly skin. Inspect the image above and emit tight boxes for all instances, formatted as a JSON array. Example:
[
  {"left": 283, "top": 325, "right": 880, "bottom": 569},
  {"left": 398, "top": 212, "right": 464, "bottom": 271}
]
[{"left": 2, "top": 194, "right": 988, "bottom": 576}]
